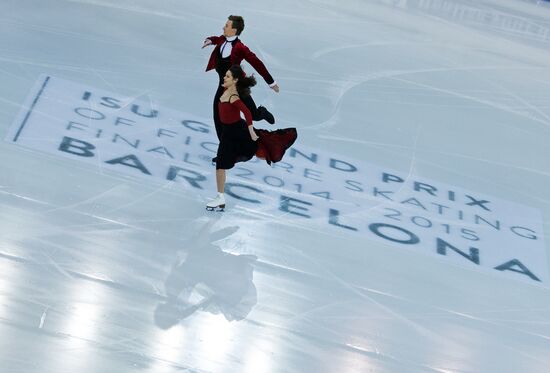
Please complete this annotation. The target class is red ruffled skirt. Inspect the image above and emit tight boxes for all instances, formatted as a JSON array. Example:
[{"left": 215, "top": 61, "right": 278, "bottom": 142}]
[
  {"left": 216, "top": 124, "right": 297, "bottom": 169},
  {"left": 255, "top": 128, "right": 297, "bottom": 165}
]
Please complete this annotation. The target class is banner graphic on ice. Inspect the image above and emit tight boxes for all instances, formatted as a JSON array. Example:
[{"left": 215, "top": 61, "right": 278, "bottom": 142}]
[{"left": 6, "top": 75, "right": 548, "bottom": 285}]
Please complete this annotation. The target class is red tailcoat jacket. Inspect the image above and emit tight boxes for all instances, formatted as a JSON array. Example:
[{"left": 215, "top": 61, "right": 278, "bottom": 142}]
[{"left": 205, "top": 36, "right": 275, "bottom": 85}]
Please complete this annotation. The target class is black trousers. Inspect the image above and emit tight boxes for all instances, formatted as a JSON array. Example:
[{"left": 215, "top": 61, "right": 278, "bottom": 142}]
[{"left": 213, "top": 83, "right": 261, "bottom": 141}]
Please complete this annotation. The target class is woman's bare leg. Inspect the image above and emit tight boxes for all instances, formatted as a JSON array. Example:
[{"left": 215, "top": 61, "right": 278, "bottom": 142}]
[{"left": 216, "top": 169, "right": 226, "bottom": 193}]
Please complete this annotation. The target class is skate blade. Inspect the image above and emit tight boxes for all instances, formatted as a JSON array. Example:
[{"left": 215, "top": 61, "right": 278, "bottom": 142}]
[{"left": 206, "top": 204, "right": 225, "bottom": 212}]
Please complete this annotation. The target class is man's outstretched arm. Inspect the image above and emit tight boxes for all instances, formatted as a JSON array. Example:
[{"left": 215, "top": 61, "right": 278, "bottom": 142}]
[
  {"left": 202, "top": 36, "right": 223, "bottom": 48},
  {"left": 242, "top": 46, "right": 280, "bottom": 92}
]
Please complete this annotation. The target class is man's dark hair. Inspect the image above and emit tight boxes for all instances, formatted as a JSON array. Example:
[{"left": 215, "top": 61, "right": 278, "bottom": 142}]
[{"left": 228, "top": 15, "right": 245, "bottom": 35}]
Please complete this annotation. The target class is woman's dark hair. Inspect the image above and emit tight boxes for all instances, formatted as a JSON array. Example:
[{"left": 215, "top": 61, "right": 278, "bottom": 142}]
[{"left": 229, "top": 64, "right": 256, "bottom": 97}]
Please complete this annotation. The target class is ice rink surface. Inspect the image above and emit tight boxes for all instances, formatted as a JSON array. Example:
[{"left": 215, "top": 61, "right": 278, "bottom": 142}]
[{"left": 1, "top": 0, "right": 550, "bottom": 372}]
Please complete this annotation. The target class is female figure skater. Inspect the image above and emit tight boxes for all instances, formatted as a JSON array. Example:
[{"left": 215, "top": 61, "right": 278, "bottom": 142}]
[{"left": 206, "top": 65, "right": 296, "bottom": 211}]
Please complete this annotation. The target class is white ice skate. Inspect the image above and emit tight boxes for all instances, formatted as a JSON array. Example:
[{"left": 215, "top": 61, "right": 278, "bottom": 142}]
[{"left": 206, "top": 193, "right": 226, "bottom": 212}]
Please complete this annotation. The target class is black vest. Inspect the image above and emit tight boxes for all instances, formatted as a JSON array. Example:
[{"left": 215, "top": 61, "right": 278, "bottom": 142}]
[{"left": 215, "top": 39, "right": 238, "bottom": 79}]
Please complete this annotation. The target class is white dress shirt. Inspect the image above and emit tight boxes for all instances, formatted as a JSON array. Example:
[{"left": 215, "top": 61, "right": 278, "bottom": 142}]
[{"left": 220, "top": 35, "right": 237, "bottom": 58}]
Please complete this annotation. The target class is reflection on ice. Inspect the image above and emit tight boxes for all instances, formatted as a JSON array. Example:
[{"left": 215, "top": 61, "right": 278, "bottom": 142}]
[{"left": 155, "top": 217, "right": 257, "bottom": 328}]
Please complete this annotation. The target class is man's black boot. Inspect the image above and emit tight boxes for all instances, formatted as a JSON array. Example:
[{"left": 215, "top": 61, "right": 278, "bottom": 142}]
[{"left": 258, "top": 105, "right": 275, "bottom": 124}]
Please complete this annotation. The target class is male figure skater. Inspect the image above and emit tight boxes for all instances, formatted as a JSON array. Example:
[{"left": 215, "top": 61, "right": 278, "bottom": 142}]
[{"left": 202, "top": 15, "right": 280, "bottom": 142}]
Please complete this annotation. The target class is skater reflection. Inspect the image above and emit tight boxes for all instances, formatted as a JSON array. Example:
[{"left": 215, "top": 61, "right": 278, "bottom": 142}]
[{"left": 154, "top": 218, "right": 258, "bottom": 329}]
